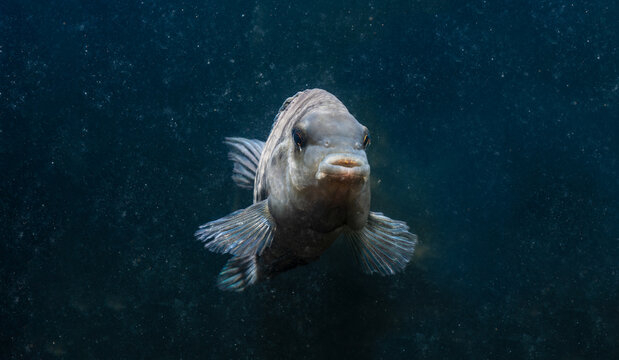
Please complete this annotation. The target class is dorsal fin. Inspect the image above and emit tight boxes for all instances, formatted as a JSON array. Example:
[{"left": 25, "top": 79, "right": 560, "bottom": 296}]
[{"left": 224, "top": 137, "right": 265, "bottom": 189}]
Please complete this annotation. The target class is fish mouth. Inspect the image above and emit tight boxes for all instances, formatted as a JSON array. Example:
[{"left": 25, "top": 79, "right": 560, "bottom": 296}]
[{"left": 316, "top": 153, "right": 370, "bottom": 182}]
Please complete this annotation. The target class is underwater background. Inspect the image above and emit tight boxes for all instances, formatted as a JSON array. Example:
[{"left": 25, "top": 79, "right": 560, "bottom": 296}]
[{"left": 1, "top": 0, "right": 618, "bottom": 359}]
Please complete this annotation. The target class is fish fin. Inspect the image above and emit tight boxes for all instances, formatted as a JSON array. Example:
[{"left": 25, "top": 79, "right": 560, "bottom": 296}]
[
  {"left": 217, "top": 255, "right": 258, "bottom": 292},
  {"left": 224, "top": 137, "right": 265, "bottom": 189},
  {"left": 344, "top": 211, "right": 417, "bottom": 275},
  {"left": 195, "top": 200, "right": 275, "bottom": 257}
]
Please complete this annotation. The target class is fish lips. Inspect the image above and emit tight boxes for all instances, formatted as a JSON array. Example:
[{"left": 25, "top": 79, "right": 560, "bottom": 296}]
[{"left": 315, "top": 153, "right": 370, "bottom": 182}]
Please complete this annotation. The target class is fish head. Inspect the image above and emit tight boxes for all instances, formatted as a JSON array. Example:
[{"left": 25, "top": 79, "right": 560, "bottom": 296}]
[
  {"left": 289, "top": 110, "right": 370, "bottom": 185},
  {"left": 285, "top": 109, "right": 371, "bottom": 230}
]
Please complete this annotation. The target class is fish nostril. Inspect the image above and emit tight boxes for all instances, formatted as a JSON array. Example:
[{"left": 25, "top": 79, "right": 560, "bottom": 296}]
[{"left": 330, "top": 158, "right": 361, "bottom": 168}]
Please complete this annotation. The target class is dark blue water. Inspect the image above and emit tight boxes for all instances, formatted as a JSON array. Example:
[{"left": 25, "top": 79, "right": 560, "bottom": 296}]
[{"left": 2, "top": 1, "right": 617, "bottom": 359}]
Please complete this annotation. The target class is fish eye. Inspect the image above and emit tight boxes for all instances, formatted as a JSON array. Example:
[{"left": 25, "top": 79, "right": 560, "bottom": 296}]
[
  {"left": 362, "top": 132, "right": 371, "bottom": 149},
  {"left": 292, "top": 128, "right": 306, "bottom": 150}
]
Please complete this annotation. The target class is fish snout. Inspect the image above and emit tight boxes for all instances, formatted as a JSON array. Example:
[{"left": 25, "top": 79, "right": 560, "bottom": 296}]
[{"left": 316, "top": 153, "right": 370, "bottom": 182}]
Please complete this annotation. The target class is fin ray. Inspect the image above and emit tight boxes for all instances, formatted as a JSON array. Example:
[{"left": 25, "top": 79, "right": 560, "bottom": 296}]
[
  {"left": 195, "top": 200, "right": 275, "bottom": 257},
  {"left": 217, "top": 256, "right": 258, "bottom": 291},
  {"left": 224, "top": 137, "right": 265, "bottom": 189},
  {"left": 345, "top": 212, "right": 417, "bottom": 275}
]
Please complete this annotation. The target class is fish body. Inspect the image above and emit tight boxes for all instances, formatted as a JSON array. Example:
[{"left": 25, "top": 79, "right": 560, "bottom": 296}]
[{"left": 195, "top": 89, "right": 417, "bottom": 291}]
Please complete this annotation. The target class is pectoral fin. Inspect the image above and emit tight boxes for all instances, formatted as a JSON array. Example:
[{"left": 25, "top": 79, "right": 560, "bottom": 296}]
[
  {"left": 344, "top": 212, "right": 417, "bottom": 275},
  {"left": 195, "top": 200, "right": 275, "bottom": 257},
  {"left": 224, "top": 137, "right": 265, "bottom": 189}
]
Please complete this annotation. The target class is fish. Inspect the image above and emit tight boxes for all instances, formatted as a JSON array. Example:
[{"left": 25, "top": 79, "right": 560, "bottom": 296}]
[{"left": 195, "top": 89, "right": 417, "bottom": 291}]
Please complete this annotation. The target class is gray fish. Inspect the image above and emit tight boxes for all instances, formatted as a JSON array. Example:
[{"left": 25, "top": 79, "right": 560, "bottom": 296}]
[{"left": 195, "top": 89, "right": 417, "bottom": 291}]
